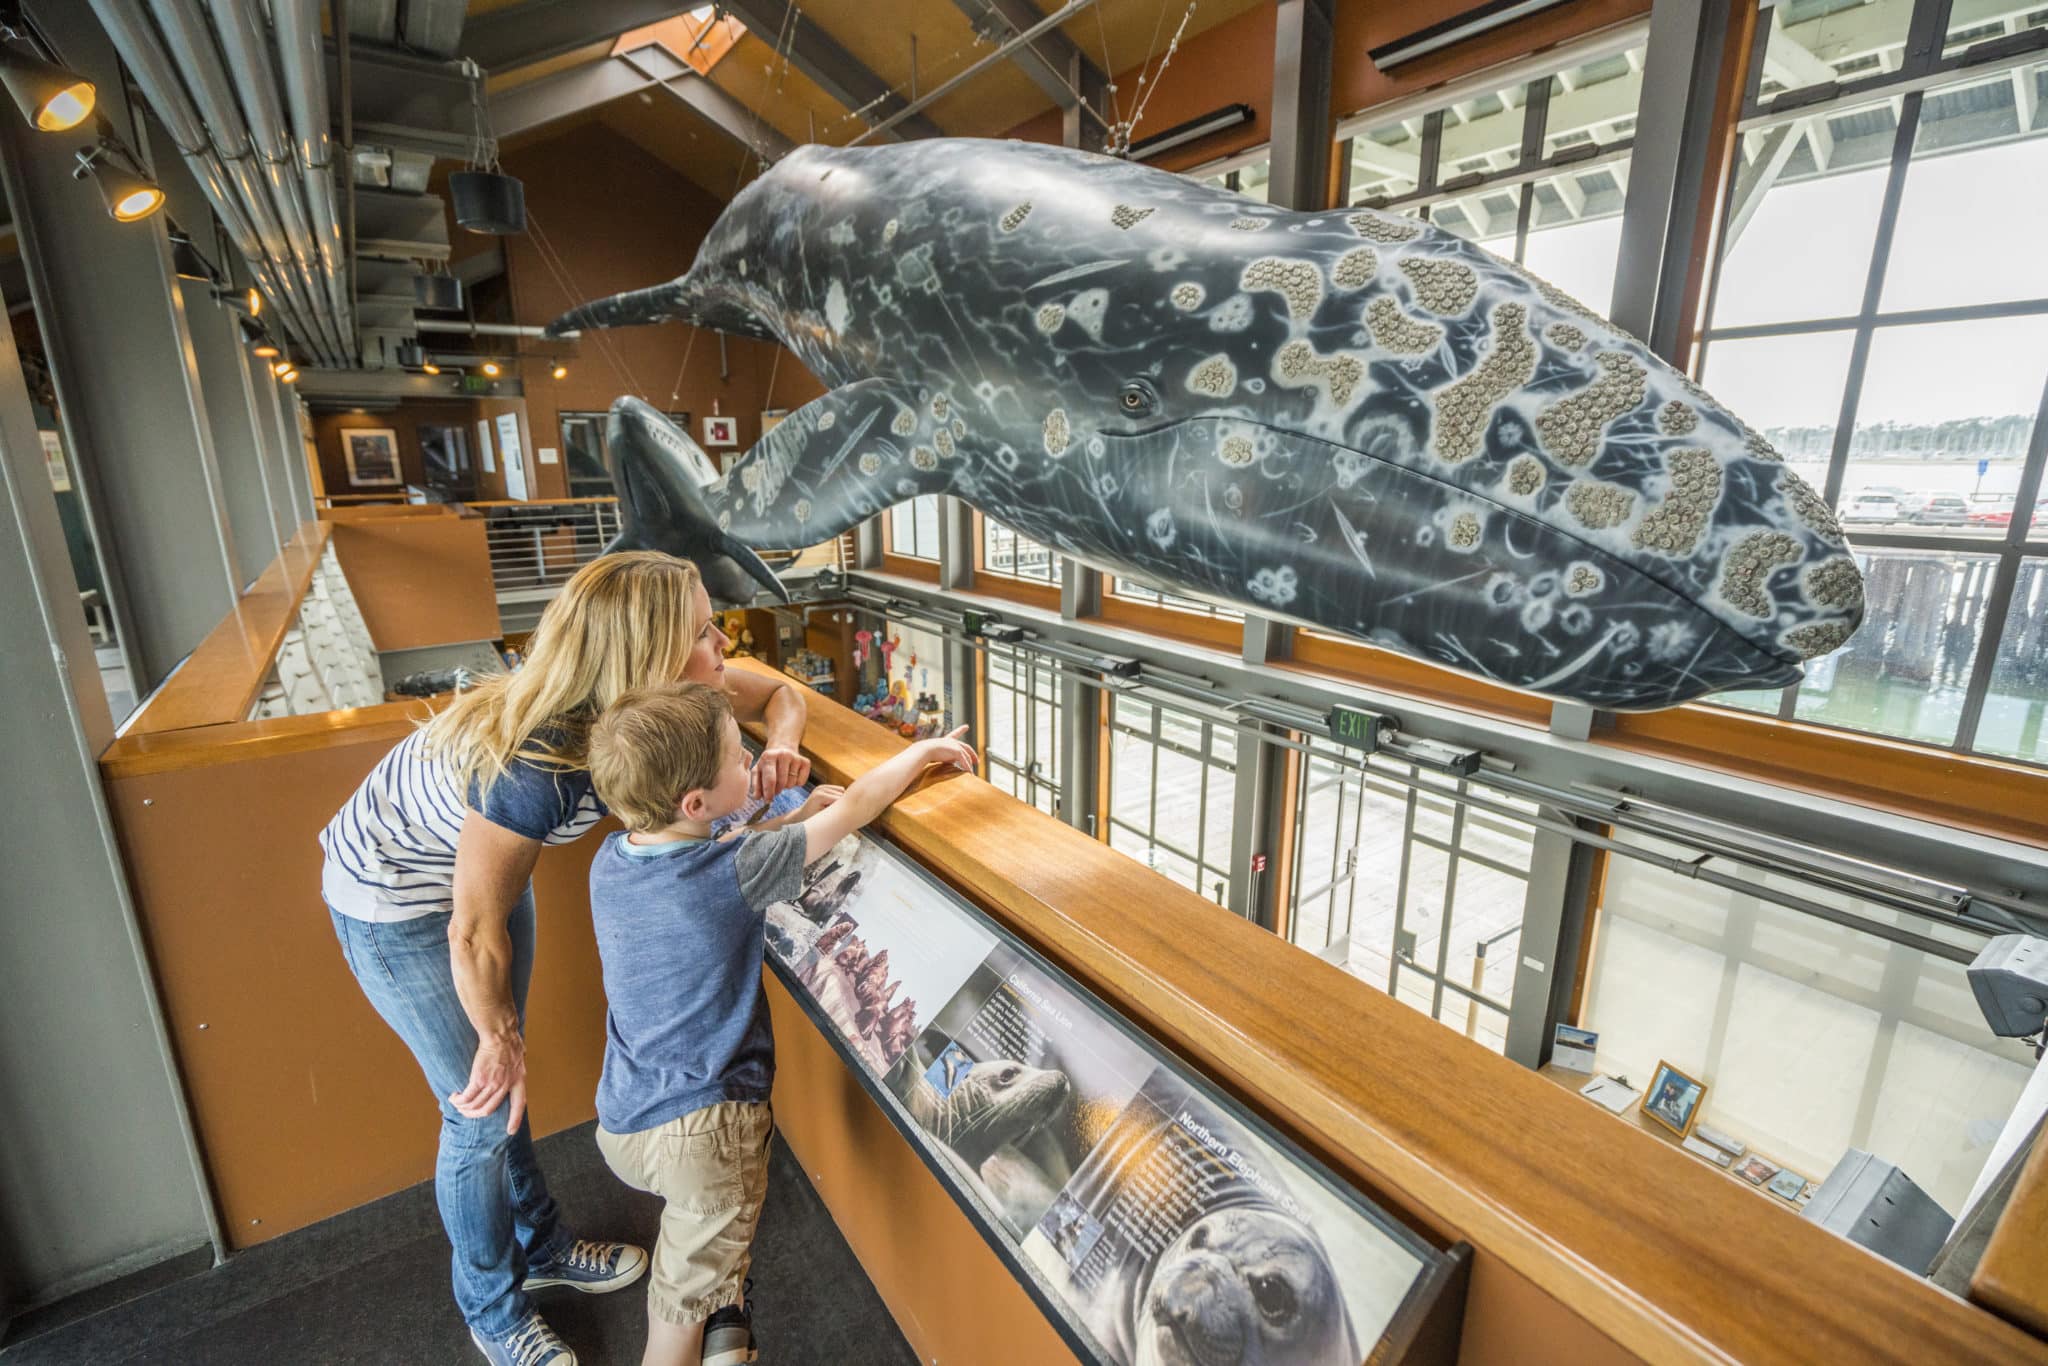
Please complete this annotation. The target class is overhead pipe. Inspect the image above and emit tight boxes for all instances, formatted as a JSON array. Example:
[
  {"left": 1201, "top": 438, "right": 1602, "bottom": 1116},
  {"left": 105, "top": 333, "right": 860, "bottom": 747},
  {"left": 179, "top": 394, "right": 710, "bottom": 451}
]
[
  {"left": 208, "top": 0, "right": 354, "bottom": 362},
  {"left": 144, "top": 0, "right": 347, "bottom": 364},
  {"left": 274, "top": 0, "right": 354, "bottom": 365},
  {"left": 82, "top": 0, "right": 335, "bottom": 365}
]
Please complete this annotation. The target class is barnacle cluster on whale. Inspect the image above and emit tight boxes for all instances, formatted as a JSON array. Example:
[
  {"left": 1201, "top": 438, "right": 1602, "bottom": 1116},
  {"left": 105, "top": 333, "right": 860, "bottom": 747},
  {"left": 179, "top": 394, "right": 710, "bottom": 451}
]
[{"left": 550, "top": 137, "right": 1865, "bottom": 711}]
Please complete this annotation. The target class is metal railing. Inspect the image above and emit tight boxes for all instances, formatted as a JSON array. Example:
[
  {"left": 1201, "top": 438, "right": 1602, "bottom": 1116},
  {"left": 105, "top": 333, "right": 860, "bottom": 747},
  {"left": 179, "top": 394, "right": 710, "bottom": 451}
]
[{"left": 477, "top": 499, "right": 623, "bottom": 600}]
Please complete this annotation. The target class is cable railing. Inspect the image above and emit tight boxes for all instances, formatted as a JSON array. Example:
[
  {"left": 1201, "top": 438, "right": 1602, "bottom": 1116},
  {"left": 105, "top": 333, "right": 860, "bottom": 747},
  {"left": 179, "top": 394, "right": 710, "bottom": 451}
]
[{"left": 474, "top": 498, "right": 624, "bottom": 599}]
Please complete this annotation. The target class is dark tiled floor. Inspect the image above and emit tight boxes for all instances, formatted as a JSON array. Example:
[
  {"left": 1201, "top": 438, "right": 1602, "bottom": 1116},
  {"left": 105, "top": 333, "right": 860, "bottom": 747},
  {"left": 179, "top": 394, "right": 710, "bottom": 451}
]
[{"left": 2, "top": 1123, "right": 916, "bottom": 1366}]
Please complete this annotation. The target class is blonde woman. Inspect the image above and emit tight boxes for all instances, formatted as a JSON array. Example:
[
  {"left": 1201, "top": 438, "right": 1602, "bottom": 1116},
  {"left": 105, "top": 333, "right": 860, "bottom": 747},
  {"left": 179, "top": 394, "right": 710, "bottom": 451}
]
[{"left": 320, "top": 552, "right": 808, "bottom": 1366}]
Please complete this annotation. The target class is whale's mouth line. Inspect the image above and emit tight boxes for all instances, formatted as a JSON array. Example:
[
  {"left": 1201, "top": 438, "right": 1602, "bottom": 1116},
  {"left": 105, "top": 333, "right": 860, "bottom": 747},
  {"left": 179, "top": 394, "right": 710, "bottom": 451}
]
[{"left": 1090, "top": 415, "right": 1808, "bottom": 676}]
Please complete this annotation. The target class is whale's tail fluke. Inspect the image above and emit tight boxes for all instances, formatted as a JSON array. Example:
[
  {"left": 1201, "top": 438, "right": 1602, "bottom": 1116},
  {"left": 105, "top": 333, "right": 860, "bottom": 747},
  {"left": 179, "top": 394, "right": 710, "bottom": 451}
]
[
  {"left": 604, "top": 398, "right": 790, "bottom": 606},
  {"left": 546, "top": 275, "right": 778, "bottom": 342}
]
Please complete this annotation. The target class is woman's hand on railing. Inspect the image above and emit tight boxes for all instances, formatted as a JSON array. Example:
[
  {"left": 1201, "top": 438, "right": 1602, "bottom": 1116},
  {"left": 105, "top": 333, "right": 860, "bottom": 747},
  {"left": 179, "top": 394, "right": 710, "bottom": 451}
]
[{"left": 751, "top": 745, "right": 812, "bottom": 799}]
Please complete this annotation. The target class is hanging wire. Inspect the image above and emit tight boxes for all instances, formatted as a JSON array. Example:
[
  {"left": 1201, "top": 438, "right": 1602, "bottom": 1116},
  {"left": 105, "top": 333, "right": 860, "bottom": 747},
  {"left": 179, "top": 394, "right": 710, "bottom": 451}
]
[{"left": 525, "top": 210, "right": 652, "bottom": 400}]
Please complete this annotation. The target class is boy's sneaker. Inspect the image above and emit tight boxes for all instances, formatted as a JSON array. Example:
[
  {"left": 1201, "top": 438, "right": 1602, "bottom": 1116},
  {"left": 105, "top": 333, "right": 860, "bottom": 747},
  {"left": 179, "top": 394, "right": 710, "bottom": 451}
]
[
  {"left": 471, "top": 1312, "right": 576, "bottom": 1366},
  {"left": 525, "top": 1238, "right": 649, "bottom": 1294},
  {"left": 703, "top": 1280, "right": 757, "bottom": 1366}
]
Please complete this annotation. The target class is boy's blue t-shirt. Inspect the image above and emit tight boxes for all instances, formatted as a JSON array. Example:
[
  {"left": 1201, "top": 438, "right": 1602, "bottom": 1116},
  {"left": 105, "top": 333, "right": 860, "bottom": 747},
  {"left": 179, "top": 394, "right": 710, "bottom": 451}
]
[{"left": 589, "top": 822, "right": 808, "bottom": 1134}]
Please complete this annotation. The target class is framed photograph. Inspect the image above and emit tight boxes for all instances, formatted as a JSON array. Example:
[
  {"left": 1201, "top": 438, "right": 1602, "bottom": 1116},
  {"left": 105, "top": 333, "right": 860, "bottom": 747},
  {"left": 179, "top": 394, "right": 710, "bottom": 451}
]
[
  {"left": 1734, "top": 1153, "right": 1780, "bottom": 1187},
  {"left": 1766, "top": 1168, "right": 1807, "bottom": 1203},
  {"left": 342, "top": 427, "right": 403, "bottom": 486},
  {"left": 1639, "top": 1059, "right": 1707, "bottom": 1139},
  {"left": 703, "top": 414, "right": 739, "bottom": 448},
  {"left": 496, "top": 411, "right": 528, "bottom": 501},
  {"left": 1552, "top": 1023, "right": 1598, "bottom": 1073}
]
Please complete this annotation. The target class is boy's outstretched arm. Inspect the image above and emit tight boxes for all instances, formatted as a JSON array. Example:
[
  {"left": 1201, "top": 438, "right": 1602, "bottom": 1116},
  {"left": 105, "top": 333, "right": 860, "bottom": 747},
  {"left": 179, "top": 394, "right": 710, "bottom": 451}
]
[{"left": 802, "top": 727, "right": 977, "bottom": 863}]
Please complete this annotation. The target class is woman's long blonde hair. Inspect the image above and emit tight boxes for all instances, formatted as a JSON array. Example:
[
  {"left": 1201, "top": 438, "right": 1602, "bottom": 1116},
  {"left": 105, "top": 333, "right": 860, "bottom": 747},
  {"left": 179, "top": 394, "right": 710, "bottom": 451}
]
[{"left": 425, "top": 551, "right": 707, "bottom": 796}]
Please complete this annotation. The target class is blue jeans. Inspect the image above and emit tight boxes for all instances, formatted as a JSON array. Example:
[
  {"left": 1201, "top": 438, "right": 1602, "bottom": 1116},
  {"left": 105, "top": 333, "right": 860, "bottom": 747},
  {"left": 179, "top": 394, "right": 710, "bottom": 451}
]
[{"left": 329, "top": 891, "right": 571, "bottom": 1336}]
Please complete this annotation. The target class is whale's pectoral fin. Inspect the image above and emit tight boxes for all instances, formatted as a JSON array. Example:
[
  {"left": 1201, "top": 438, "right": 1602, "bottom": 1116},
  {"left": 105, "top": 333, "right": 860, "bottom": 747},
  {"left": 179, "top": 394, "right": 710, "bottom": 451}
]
[
  {"left": 714, "top": 377, "right": 958, "bottom": 546},
  {"left": 604, "top": 397, "right": 790, "bottom": 604}
]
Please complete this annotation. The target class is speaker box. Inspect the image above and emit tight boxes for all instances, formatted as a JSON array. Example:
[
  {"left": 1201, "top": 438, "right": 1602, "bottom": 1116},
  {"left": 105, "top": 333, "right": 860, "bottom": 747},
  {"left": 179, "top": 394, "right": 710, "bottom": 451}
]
[{"left": 450, "top": 171, "right": 526, "bottom": 235}]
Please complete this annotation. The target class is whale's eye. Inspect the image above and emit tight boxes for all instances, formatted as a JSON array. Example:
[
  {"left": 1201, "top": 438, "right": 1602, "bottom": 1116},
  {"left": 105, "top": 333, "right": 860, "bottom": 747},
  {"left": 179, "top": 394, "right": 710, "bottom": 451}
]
[
  {"left": 1249, "top": 1272, "right": 1298, "bottom": 1324},
  {"left": 1118, "top": 379, "right": 1158, "bottom": 416}
]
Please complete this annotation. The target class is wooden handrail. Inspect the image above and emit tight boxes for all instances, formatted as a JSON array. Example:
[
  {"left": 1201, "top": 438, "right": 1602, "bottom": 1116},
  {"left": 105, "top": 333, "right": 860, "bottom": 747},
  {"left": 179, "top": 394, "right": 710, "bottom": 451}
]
[
  {"left": 727, "top": 655, "right": 2046, "bottom": 1365},
  {"left": 121, "top": 523, "right": 335, "bottom": 737},
  {"left": 1974, "top": 1118, "right": 2048, "bottom": 1336},
  {"left": 464, "top": 496, "right": 619, "bottom": 508}
]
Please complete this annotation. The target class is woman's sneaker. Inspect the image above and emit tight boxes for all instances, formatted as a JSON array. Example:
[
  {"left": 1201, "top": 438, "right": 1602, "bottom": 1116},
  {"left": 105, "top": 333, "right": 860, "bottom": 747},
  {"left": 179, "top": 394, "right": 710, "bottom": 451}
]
[
  {"left": 703, "top": 1282, "right": 757, "bottom": 1366},
  {"left": 525, "top": 1239, "right": 649, "bottom": 1294},
  {"left": 471, "top": 1311, "right": 576, "bottom": 1366}
]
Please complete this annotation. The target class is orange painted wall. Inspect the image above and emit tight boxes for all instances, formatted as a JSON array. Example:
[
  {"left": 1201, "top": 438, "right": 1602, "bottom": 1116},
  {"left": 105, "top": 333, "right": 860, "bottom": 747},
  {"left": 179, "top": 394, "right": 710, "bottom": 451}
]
[{"left": 498, "top": 121, "right": 789, "bottom": 478}]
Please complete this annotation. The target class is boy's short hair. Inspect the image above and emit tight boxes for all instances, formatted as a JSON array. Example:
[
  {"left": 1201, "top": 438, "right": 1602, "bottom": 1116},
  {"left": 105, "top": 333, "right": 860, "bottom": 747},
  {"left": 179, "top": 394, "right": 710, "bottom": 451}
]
[{"left": 588, "top": 682, "right": 734, "bottom": 832}]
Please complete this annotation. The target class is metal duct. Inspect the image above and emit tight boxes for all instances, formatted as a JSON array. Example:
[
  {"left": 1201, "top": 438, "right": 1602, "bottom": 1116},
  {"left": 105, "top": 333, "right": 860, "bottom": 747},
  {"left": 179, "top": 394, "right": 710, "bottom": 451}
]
[
  {"left": 271, "top": 0, "right": 354, "bottom": 366},
  {"left": 144, "top": 0, "right": 347, "bottom": 364},
  {"left": 82, "top": 0, "right": 336, "bottom": 366},
  {"left": 208, "top": 0, "right": 355, "bottom": 362}
]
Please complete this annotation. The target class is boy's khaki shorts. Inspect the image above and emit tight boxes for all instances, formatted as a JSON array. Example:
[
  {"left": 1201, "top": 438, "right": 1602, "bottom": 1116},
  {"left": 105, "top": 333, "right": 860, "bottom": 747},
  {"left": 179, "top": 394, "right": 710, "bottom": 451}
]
[{"left": 596, "top": 1100, "right": 773, "bottom": 1325}]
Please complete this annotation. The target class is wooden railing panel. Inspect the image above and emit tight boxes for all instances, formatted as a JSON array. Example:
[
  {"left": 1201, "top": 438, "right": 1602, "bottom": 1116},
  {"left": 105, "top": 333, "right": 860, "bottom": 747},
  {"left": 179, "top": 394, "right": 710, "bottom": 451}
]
[
  {"left": 1974, "top": 1123, "right": 2048, "bottom": 1337},
  {"left": 125, "top": 523, "right": 333, "bottom": 736},
  {"left": 726, "top": 657, "right": 2048, "bottom": 1365}
]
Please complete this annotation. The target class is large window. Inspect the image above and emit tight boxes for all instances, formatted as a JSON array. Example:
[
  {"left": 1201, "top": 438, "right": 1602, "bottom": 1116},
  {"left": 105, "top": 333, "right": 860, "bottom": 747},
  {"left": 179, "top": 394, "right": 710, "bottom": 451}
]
[
  {"left": 1104, "top": 696, "right": 1236, "bottom": 903},
  {"left": 1581, "top": 831, "right": 2033, "bottom": 1213},
  {"left": 979, "top": 518, "right": 1059, "bottom": 585},
  {"left": 1340, "top": 37, "right": 1646, "bottom": 318},
  {"left": 886, "top": 495, "right": 941, "bottom": 561},
  {"left": 1107, "top": 578, "right": 1243, "bottom": 621},
  {"left": 982, "top": 643, "right": 1062, "bottom": 817},
  {"left": 1694, "top": 53, "right": 2048, "bottom": 763},
  {"left": 1284, "top": 740, "right": 1536, "bottom": 1056}
]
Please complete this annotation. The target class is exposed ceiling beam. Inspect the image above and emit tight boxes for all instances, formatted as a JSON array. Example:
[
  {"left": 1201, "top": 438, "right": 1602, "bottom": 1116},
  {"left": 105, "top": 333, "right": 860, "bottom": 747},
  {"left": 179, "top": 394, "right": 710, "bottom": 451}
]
[
  {"left": 718, "top": 0, "right": 945, "bottom": 140},
  {"left": 946, "top": 0, "right": 1105, "bottom": 112},
  {"left": 493, "top": 57, "right": 651, "bottom": 140},
  {"left": 619, "top": 44, "right": 798, "bottom": 162},
  {"left": 491, "top": 46, "right": 796, "bottom": 166},
  {"left": 462, "top": 0, "right": 692, "bottom": 74}
]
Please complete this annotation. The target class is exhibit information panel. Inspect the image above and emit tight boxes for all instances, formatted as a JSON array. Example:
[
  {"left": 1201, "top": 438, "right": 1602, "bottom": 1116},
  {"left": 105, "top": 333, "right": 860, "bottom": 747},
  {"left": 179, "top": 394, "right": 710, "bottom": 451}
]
[{"left": 766, "top": 827, "right": 1459, "bottom": 1365}]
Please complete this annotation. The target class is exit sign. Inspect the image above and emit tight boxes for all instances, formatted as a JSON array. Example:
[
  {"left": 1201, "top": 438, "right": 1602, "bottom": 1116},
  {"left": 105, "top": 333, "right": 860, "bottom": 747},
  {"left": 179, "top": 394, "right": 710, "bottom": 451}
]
[{"left": 1327, "top": 704, "right": 1382, "bottom": 754}]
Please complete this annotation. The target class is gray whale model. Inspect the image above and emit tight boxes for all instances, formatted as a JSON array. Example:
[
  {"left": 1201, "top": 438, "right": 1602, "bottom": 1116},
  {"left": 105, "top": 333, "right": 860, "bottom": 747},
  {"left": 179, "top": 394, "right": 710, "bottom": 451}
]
[{"left": 551, "top": 138, "right": 1865, "bottom": 710}]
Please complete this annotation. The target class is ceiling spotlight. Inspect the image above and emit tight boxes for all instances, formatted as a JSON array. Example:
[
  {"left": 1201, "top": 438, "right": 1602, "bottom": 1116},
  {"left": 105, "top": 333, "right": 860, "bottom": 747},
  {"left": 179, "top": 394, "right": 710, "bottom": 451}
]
[
  {"left": 73, "top": 142, "right": 164, "bottom": 222},
  {"left": 0, "top": 41, "right": 95, "bottom": 132},
  {"left": 481, "top": 360, "right": 501, "bottom": 377},
  {"left": 551, "top": 364, "right": 567, "bottom": 380},
  {"left": 278, "top": 367, "right": 300, "bottom": 384},
  {"left": 247, "top": 286, "right": 262, "bottom": 317},
  {"left": 272, "top": 359, "right": 294, "bottom": 377},
  {"left": 422, "top": 361, "right": 441, "bottom": 375},
  {"left": 238, "top": 315, "right": 280, "bottom": 357}
]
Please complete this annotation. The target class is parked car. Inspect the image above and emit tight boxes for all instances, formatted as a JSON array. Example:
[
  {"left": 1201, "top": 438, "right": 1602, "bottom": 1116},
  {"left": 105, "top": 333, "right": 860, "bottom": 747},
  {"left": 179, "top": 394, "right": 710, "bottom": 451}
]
[
  {"left": 1966, "top": 493, "right": 2016, "bottom": 529},
  {"left": 1840, "top": 491, "right": 1902, "bottom": 525},
  {"left": 1900, "top": 491, "right": 1969, "bottom": 525}
]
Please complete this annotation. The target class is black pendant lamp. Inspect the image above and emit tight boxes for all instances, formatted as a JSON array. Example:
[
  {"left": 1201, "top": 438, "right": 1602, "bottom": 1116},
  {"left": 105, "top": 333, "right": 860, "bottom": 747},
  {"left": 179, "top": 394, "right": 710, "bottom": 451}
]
[{"left": 451, "top": 58, "right": 524, "bottom": 235}]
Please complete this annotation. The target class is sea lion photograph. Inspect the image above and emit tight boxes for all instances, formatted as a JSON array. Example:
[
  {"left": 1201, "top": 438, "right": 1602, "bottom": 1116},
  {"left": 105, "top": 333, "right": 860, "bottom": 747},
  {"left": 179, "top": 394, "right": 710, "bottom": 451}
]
[
  {"left": 1124, "top": 1204, "right": 1358, "bottom": 1366},
  {"left": 887, "top": 947, "right": 1160, "bottom": 1238},
  {"left": 1025, "top": 1074, "right": 1426, "bottom": 1366}
]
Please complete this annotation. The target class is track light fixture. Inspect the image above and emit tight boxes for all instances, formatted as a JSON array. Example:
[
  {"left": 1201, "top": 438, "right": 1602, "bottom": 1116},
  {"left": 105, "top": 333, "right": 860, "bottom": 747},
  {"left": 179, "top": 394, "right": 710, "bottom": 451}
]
[
  {"left": 246, "top": 287, "right": 262, "bottom": 317},
  {"left": 422, "top": 362, "right": 441, "bottom": 375},
  {"left": 238, "top": 315, "right": 280, "bottom": 357},
  {"left": 481, "top": 360, "right": 501, "bottom": 377},
  {"left": 167, "top": 230, "right": 218, "bottom": 283},
  {"left": 278, "top": 367, "right": 300, "bottom": 384},
  {"left": 551, "top": 364, "right": 567, "bottom": 380},
  {"left": 272, "top": 359, "right": 294, "bottom": 377},
  {"left": 72, "top": 139, "right": 163, "bottom": 222},
  {"left": 0, "top": 34, "right": 94, "bottom": 132}
]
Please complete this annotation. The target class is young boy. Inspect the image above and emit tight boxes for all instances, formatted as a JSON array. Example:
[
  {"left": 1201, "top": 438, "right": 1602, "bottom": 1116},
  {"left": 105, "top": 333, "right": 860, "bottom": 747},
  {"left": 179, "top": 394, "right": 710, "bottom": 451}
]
[{"left": 584, "top": 682, "right": 977, "bottom": 1366}]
